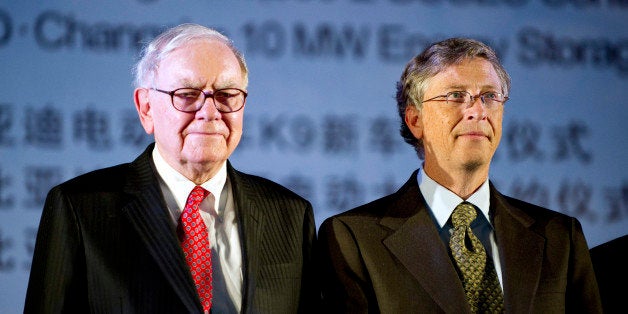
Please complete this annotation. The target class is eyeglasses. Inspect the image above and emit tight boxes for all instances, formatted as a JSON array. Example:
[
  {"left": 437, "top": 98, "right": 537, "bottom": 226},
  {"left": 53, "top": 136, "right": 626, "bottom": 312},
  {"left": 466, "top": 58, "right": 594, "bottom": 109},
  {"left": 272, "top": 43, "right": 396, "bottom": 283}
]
[
  {"left": 422, "top": 91, "right": 508, "bottom": 109},
  {"left": 151, "top": 87, "right": 248, "bottom": 113}
]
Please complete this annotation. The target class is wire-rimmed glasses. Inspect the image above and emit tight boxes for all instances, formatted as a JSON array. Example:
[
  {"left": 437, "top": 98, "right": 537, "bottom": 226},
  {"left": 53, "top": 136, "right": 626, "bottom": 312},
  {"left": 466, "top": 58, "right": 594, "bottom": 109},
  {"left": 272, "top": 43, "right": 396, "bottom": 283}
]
[{"left": 422, "top": 91, "right": 508, "bottom": 109}]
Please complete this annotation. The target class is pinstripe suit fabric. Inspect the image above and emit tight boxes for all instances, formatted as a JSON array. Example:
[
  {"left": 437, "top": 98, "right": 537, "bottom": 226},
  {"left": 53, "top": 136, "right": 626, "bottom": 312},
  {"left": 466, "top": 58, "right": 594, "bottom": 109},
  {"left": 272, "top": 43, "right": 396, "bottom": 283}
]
[{"left": 25, "top": 144, "right": 318, "bottom": 314}]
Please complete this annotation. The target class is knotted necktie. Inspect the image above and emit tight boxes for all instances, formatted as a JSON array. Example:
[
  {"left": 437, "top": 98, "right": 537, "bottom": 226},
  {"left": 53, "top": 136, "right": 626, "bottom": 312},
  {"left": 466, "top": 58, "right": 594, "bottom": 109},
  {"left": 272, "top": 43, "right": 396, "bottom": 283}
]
[
  {"left": 178, "top": 186, "right": 212, "bottom": 312},
  {"left": 449, "top": 202, "right": 504, "bottom": 313}
]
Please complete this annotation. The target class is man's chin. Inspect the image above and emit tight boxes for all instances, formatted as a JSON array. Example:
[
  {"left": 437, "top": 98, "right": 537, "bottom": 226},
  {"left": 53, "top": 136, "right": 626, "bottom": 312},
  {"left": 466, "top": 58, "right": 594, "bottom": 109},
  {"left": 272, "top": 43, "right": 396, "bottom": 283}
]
[
  {"left": 462, "top": 160, "right": 484, "bottom": 172},
  {"left": 183, "top": 149, "right": 228, "bottom": 165}
]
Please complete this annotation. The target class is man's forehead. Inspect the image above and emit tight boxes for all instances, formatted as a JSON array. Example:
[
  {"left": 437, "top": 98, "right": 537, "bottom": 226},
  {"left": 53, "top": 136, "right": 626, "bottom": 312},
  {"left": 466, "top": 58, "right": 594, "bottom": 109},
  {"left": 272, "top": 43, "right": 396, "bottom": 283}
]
[
  {"left": 428, "top": 61, "right": 500, "bottom": 87},
  {"left": 155, "top": 49, "right": 243, "bottom": 88}
]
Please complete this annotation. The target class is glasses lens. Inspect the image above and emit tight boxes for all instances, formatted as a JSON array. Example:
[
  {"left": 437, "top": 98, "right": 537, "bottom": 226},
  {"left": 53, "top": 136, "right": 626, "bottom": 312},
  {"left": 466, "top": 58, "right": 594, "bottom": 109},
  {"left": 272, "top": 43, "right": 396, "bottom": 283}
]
[
  {"left": 446, "top": 91, "right": 471, "bottom": 105},
  {"left": 214, "top": 89, "right": 245, "bottom": 112},
  {"left": 172, "top": 88, "right": 204, "bottom": 112},
  {"left": 481, "top": 92, "right": 505, "bottom": 108}
]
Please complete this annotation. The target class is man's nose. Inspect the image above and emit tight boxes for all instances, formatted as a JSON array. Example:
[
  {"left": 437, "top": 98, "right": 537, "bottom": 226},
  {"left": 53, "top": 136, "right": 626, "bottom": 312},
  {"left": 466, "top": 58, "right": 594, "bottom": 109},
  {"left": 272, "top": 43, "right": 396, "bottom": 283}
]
[
  {"left": 196, "top": 96, "right": 221, "bottom": 119},
  {"left": 465, "top": 95, "right": 487, "bottom": 119}
]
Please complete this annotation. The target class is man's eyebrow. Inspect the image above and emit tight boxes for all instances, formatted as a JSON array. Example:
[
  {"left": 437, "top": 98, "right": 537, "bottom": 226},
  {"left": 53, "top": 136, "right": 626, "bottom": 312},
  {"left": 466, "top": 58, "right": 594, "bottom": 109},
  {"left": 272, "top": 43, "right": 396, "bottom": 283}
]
[
  {"left": 173, "top": 78, "right": 242, "bottom": 91},
  {"left": 442, "top": 84, "right": 466, "bottom": 90},
  {"left": 442, "top": 84, "right": 500, "bottom": 91},
  {"left": 175, "top": 78, "right": 206, "bottom": 89},
  {"left": 214, "top": 79, "right": 242, "bottom": 90}
]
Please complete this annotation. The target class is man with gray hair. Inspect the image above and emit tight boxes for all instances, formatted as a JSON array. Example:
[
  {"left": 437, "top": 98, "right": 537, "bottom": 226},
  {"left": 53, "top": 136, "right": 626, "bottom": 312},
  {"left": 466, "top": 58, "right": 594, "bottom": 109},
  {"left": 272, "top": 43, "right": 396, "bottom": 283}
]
[
  {"left": 25, "top": 23, "right": 318, "bottom": 314},
  {"left": 318, "top": 38, "right": 602, "bottom": 313}
]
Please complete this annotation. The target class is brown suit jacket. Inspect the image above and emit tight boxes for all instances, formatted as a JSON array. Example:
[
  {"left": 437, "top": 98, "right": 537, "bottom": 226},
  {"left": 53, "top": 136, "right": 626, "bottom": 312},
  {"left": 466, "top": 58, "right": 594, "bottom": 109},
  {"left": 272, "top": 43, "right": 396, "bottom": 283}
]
[
  {"left": 318, "top": 170, "right": 602, "bottom": 313},
  {"left": 25, "top": 144, "right": 318, "bottom": 313}
]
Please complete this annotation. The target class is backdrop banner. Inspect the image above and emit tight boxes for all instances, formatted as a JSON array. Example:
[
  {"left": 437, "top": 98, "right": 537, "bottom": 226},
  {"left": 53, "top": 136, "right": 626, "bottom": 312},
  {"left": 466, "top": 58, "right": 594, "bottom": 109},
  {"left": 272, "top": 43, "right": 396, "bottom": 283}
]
[{"left": 1, "top": 1, "right": 626, "bottom": 312}]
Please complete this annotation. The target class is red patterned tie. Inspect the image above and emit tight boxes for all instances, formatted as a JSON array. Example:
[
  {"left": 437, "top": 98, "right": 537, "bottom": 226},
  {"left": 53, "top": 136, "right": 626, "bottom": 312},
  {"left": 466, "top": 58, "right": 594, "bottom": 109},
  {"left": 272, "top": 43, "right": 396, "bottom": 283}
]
[{"left": 178, "top": 186, "right": 212, "bottom": 312}]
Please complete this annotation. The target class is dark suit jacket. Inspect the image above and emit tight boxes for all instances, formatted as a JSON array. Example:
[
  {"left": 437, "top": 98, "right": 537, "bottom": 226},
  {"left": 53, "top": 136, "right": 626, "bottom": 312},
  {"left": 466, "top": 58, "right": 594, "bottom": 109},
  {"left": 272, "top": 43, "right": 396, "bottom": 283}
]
[
  {"left": 590, "top": 234, "right": 628, "bottom": 313},
  {"left": 318, "top": 170, "right": 602, "bottom": 313},
  {"left": 24, "top": 144, "right": 318, "bottom": 314}
]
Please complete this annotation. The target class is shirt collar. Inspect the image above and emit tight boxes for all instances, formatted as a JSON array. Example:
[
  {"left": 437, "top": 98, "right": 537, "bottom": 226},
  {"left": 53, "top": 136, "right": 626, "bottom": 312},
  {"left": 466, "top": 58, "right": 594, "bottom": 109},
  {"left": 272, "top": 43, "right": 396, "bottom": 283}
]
[
  {"left": 417, "top": 168, "right": 491, "bottom": 228},
  {"left": 152, "top": 147, "right": 227, "bottom": 214}
]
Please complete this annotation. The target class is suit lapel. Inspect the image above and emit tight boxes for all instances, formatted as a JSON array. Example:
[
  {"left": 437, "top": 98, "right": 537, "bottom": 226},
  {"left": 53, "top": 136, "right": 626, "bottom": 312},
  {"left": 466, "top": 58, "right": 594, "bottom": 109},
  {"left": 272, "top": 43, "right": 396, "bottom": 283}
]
[
  {"left": 378, "top": 175, "right": 546, "bottom": 313},
  {"left": 381, "top": 173, "right": 470, "bottom": 313},
  {"left": 490, "top": 185, "right": 545, "bottom": 313},
  {"left": 228, "top": 162, "right": 263, "bottom": 313},
  {"left": 121, "top": 145, "right": 201, "bottom": 313}
]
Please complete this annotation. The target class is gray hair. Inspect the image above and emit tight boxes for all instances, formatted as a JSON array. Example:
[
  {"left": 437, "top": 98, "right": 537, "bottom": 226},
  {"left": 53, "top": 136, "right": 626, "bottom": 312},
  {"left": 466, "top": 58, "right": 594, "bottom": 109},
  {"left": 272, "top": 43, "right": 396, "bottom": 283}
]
[
  {"left": 133, "top": 23, "right": 248, "bottom": 88},
  {"left": 396, "top": 37, "right": 511, "bottom": 159}
]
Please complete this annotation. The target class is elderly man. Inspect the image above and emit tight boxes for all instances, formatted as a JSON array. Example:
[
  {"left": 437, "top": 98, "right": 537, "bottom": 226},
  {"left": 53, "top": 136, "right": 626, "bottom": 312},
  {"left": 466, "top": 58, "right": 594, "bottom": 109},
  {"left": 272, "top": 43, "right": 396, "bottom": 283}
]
[
  {"left": 25, "top": 23, "right": 317, "bottom": 314},
  {"left": 318, "top": 38, "right": 602, "bottom": 313}
]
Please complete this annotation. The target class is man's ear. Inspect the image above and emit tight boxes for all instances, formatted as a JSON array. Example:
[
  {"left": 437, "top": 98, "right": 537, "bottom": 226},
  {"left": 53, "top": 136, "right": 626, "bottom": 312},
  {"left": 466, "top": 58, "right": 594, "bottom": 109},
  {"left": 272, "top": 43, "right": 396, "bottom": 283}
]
[
  {"left": 405, "top": 104, "right": 423, "bottom": 140},
  {"left": 134, "top": 88, "right": 154, "bottom": 134}
]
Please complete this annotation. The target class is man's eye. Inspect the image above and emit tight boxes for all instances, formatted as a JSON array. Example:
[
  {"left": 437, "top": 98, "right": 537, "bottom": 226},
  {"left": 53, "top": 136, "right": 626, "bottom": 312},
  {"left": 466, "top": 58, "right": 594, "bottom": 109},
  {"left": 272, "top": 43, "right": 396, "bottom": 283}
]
[
  {"left": 483, "top": 92, "right": 498, "bottom": 99},
  {"left": 214, "top": 91, "right": 233, "bottom": 99},
  {"left": 448, "top": 92, "right": 468, "bottom": 102},
  {"left": 175, "top": 91, "right": 201, "bottom": 99}
]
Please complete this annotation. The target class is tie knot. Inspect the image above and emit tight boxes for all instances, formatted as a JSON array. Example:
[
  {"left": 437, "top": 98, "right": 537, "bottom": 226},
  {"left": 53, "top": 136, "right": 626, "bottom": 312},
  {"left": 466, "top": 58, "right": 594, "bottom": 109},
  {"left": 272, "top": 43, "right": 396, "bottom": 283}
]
[
  {"left": 187, "top": 186, "right": 209, "bottom": 209},
  {"left": 452, "top": 202, "right": 477, "bottom": 228}
]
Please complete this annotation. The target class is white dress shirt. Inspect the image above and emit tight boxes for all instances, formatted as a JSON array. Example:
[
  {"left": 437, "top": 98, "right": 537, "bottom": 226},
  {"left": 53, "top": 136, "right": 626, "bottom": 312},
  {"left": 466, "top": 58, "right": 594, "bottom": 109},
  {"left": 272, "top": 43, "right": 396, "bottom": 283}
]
[
  {"left": 417, "top": 168, "right": 503, "bottom": 287},
  {"left": 152, "top": 147, "right": 242, "bottom": 312}
]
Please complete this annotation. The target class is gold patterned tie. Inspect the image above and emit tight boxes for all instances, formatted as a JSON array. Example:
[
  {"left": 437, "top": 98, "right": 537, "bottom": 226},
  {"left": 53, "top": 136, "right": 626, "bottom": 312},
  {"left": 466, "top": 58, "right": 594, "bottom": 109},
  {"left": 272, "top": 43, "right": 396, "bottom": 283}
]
[{"left": 449, "top": 202, "right": 504, "bottom": 313}]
